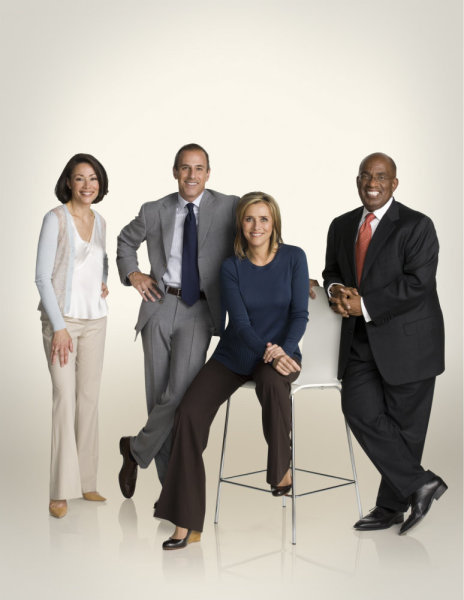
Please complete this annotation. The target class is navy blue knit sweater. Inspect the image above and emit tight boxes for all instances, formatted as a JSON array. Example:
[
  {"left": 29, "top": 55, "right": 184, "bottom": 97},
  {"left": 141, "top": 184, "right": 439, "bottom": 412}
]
[{"left": 212, "top": 244, "right": 309, "bottom": 375}]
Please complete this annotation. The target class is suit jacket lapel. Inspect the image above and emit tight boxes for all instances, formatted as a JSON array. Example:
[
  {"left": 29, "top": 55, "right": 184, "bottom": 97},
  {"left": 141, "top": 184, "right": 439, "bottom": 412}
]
[
  {"left": 160, "top": 195, "right": 177, "bottom": 261},
  {"left": 361, "top": 199, "right": 400, "bottom": 283},
  {"left": 198, "top": 189, "right": 215, "bottom": 249},
  {"left": 345, "top": 207, "right": 363, "bottom": 285}
]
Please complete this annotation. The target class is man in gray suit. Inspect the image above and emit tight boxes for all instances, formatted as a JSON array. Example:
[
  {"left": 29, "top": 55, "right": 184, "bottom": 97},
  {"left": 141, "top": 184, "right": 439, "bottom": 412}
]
[{"left": 117, "top": 143, "right": 239, "bottom": 496}]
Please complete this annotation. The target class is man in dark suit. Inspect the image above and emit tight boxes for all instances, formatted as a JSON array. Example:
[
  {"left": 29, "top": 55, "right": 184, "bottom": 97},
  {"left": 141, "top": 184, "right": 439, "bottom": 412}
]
[
  {"left": 323, "top": 152, "right": 446, "bottom": 534},
  {"left": 116, "top": 144, "right": 239, "bottom": 494}
]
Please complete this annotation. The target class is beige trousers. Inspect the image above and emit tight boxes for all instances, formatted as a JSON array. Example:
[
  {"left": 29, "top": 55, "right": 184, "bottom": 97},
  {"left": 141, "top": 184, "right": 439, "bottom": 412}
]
[{"left": 42, "top": 316, "right": 107, "bottom": 500}]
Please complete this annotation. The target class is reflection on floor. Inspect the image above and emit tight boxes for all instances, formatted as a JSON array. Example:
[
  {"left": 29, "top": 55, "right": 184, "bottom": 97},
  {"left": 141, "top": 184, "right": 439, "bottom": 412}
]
[{"left": 2, "top": 449, "right": 461, "bottom": 600}]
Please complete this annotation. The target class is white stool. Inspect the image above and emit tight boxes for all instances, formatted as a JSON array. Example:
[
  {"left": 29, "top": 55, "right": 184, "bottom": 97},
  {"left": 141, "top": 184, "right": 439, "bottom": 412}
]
[{"left": 214, "top": 287, "right": 363, "bottom": 544}]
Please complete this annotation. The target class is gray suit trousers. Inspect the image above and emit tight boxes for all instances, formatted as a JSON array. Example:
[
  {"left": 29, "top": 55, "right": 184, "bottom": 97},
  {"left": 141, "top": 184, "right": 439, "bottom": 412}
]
[{"left": 130, "top": 294, "right": 214, "bottom": 482}]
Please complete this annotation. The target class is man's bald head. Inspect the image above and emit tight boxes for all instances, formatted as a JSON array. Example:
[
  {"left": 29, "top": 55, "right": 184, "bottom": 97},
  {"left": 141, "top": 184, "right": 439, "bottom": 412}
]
[{"left": 358, "top": 152, "right": 397, "bottom": 178}]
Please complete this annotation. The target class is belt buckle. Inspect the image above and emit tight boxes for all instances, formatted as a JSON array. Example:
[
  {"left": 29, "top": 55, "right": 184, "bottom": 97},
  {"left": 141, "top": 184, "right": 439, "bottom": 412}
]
[{"left": 167, "top": 286, "right": 181, "bottom": 297}]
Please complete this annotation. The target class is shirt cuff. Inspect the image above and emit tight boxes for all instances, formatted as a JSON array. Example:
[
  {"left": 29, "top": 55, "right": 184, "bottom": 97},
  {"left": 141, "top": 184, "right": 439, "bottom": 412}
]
[
  {"left": 361, "top": 298, "right": 371, "bottom": 322},
  {"left": 327, "top": 282, "right": 344, "bottom": 297}
]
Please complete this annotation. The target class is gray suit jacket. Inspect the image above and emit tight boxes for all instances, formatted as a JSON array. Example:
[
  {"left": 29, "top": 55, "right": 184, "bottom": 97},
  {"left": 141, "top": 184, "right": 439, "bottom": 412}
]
[{"left": 117, "top": 189, "right": 239, "bottom": 334}]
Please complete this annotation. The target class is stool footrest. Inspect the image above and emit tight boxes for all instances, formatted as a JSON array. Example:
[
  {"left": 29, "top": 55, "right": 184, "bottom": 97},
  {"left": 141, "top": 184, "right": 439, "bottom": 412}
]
[{"left": 219, "top": 469, "right": 356, "bottom": 497}]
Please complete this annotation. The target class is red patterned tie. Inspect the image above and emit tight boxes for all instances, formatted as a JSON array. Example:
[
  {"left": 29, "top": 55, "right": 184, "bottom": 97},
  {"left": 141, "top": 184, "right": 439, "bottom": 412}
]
[{"left": 355, "top": 212, "right": 376, "bottom": 285}]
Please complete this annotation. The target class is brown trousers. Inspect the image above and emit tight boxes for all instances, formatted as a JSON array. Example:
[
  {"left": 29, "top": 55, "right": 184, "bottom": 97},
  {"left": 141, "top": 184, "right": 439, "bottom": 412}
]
[{"left": 155, "top": 358, "right": 299, "bottom": 532}]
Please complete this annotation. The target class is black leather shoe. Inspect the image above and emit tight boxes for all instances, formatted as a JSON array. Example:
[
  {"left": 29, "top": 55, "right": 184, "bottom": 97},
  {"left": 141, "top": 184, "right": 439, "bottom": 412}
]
[
  {"left": 399, "top": 476, "right": 448, "bottom": 535},
  {"left": 354, "top": 506, "right": 404, "bottom": 530},
  {"left": 162, "top": 530, "right": 201, "bottom": 550},
  {"left": 271, "top": 484, "right": 292, "bottom": 497},
  {"left": 119, "top": 437, "right": 138, "bottom": 498}
]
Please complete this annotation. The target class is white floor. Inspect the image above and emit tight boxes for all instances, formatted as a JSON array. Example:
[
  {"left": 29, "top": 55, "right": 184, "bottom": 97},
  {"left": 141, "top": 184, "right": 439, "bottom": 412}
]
[{"left": 2, "top": 386, "right": 462, "bottom": 600}]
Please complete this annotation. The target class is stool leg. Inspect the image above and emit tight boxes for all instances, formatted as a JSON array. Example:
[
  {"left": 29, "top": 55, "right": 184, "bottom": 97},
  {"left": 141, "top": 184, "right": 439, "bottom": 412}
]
[
  {"left": 214, "top": 398, "right": 231, "bottom": 524},
  {"left": 344, "top": 417, "right": 363, "bottom": 518},
  {"left": 291, "top": 393, "right": 296, "bottom": 545}
]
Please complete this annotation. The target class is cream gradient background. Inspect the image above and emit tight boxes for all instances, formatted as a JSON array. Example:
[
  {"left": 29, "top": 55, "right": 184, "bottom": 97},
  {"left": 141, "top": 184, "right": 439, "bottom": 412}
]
[{"left": 1, "top": 0, "right": 462, "bottom": 598}]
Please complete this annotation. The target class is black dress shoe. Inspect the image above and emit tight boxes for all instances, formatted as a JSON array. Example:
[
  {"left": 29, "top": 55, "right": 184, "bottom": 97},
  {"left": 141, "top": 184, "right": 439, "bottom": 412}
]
[
  {"left": 162, "top": 530, "right": 201, "bottom": 550},
  {"left": 399, "top": 476, "right": 448, "bottom": 535},
  {"left": 354, "top": 506, "right": 404, "bottom": 531},
  {"left": 271, "top": 484, "right": 292, "bottom": 497},
  {"left": 119, "top": 437, "right": 138, "bottom": 498}
]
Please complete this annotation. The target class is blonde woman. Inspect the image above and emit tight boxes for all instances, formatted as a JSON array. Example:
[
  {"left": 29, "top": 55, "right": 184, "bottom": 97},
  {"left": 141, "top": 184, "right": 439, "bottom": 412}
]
[{"left": 155, "top": 192, "right": 309, "bottom": 549}]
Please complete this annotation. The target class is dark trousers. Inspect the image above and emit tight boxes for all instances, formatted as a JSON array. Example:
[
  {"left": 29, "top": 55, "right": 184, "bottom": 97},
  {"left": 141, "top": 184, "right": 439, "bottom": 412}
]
[
  {"left": 342, "top": 321, "right": 436, "bottom": 512},
  {"left": 154, "top": 358, "right": 299, "bottom": 532}
]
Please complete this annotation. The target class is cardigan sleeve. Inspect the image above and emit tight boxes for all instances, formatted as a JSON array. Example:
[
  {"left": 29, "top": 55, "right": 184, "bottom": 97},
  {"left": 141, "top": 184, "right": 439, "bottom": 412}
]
[{"left": 35, "top": 211, "right": 67, "bottom": 331}]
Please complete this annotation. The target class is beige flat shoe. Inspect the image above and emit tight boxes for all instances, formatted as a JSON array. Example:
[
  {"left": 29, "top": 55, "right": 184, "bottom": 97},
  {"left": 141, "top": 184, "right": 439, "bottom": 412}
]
[
  {"left": 83, "top": 491, "right": 106, "bottom": 502},
  {"left": 49, "top": 500, "right": 67, "bottom": 518}
]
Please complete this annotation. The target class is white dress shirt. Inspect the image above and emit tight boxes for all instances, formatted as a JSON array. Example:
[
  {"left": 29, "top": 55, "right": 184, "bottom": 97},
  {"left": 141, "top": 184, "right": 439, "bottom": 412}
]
[
  {"left": 328, "top": 197, "right": 394, "bottom": 322},
  {"left": 162, "top": 193, "right": 203, "bottom": 288}
]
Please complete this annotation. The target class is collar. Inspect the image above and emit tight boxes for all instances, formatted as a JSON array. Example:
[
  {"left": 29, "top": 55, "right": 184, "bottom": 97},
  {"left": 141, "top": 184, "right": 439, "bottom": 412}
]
[
  {"left": 361, "top": 196, "right": 394, "bottom": 222},
  {"left": 177, "top": 192, "right": 204, "bottom": 210}
]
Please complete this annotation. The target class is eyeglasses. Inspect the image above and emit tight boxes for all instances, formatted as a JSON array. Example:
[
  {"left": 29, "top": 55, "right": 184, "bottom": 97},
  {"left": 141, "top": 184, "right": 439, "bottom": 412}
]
[{"left": 358, "top": 173, "right": 394, "bottom": 183}]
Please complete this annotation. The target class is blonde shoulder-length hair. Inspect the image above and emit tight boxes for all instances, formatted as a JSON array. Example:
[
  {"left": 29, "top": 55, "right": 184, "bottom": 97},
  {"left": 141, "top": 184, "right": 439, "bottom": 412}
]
[{"left": 234, "top": 191, "right": 283, "bottom": 259}]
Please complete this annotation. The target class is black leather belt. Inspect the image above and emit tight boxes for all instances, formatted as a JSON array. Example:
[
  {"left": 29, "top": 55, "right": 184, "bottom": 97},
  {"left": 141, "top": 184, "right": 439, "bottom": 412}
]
[{"left": 165, "top": 286, "right": 206, "bottom": 300}]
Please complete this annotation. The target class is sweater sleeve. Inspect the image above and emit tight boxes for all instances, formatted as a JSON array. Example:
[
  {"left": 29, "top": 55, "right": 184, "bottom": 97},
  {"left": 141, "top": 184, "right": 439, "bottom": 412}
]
[
  {"left": 35, "top": 211, "right": 66, "bottom": 332},
  {"left": 281, "top": 248, "right": 309, "bottom": 356},
  {"left": 220, "top": 259, "right": 267, "bottom": 356}
]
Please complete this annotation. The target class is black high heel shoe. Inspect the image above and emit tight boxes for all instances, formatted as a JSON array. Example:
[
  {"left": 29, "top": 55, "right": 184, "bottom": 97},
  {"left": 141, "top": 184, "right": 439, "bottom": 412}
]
[
  {"left": 162, "top": 529, "right": 201, "bottom": 550},
  {"left": 271, "top": 484, "right": 292, "bottom": 497}
]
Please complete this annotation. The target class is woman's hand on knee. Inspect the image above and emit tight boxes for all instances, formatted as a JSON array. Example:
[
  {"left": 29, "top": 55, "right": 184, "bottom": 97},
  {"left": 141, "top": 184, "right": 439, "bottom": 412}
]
[
  {"left": 272, "top": 354, "right": 301, "bottom": 376},
  {"left": 263, "top": 343, "right": 285, "bottom": 363},
  {"left": 51, "top": 329, "right": 73, "bottom": 367}
]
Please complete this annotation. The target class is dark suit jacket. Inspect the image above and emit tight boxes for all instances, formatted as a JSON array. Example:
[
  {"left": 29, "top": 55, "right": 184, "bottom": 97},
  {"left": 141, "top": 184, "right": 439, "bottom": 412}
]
[
  {"left": 323, "top": 199, "right": 445, "bottom": 386},
  {"left": 117, "top": 189, "right": 239, "bottom": 335}
]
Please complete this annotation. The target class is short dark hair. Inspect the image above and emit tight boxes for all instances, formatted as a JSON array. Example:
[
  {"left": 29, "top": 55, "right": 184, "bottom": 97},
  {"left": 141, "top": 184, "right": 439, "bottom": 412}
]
[
  {"left": 55, "top": 153, "right": 109, "bottom": 204},
  {"left": 173, "top": 143, "right": 210, "bottom": 171}
]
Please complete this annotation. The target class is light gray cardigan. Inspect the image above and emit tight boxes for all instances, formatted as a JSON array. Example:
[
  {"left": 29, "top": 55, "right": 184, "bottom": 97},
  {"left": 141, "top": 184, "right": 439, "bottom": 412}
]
[{"left": 35, "top": 204, "right": 108, "bottom": 331}]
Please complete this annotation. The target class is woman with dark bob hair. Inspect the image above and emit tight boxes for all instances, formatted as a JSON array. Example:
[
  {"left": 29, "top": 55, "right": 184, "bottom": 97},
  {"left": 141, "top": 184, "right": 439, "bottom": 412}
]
[
  {"left": 35, "top": 153, "right": 109, "bottom": 518},
  {"left": 154, "top": 191, "right": 309, "bottom": 549}
]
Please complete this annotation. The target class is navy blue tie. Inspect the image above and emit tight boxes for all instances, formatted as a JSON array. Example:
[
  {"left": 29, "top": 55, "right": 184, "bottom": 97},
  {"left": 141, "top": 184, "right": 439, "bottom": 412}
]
[{"left": 181, "top": 203, "right": 200, "bottom": 306}]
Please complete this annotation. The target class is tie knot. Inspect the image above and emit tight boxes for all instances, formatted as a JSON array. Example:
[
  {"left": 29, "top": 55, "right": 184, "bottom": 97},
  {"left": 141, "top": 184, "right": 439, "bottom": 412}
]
[
  {"left": 365, "top": 212, "right": 375, "bottom": 224},
  {"left": 186, "top": 203, "right": 195, "bottom": 214}
]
